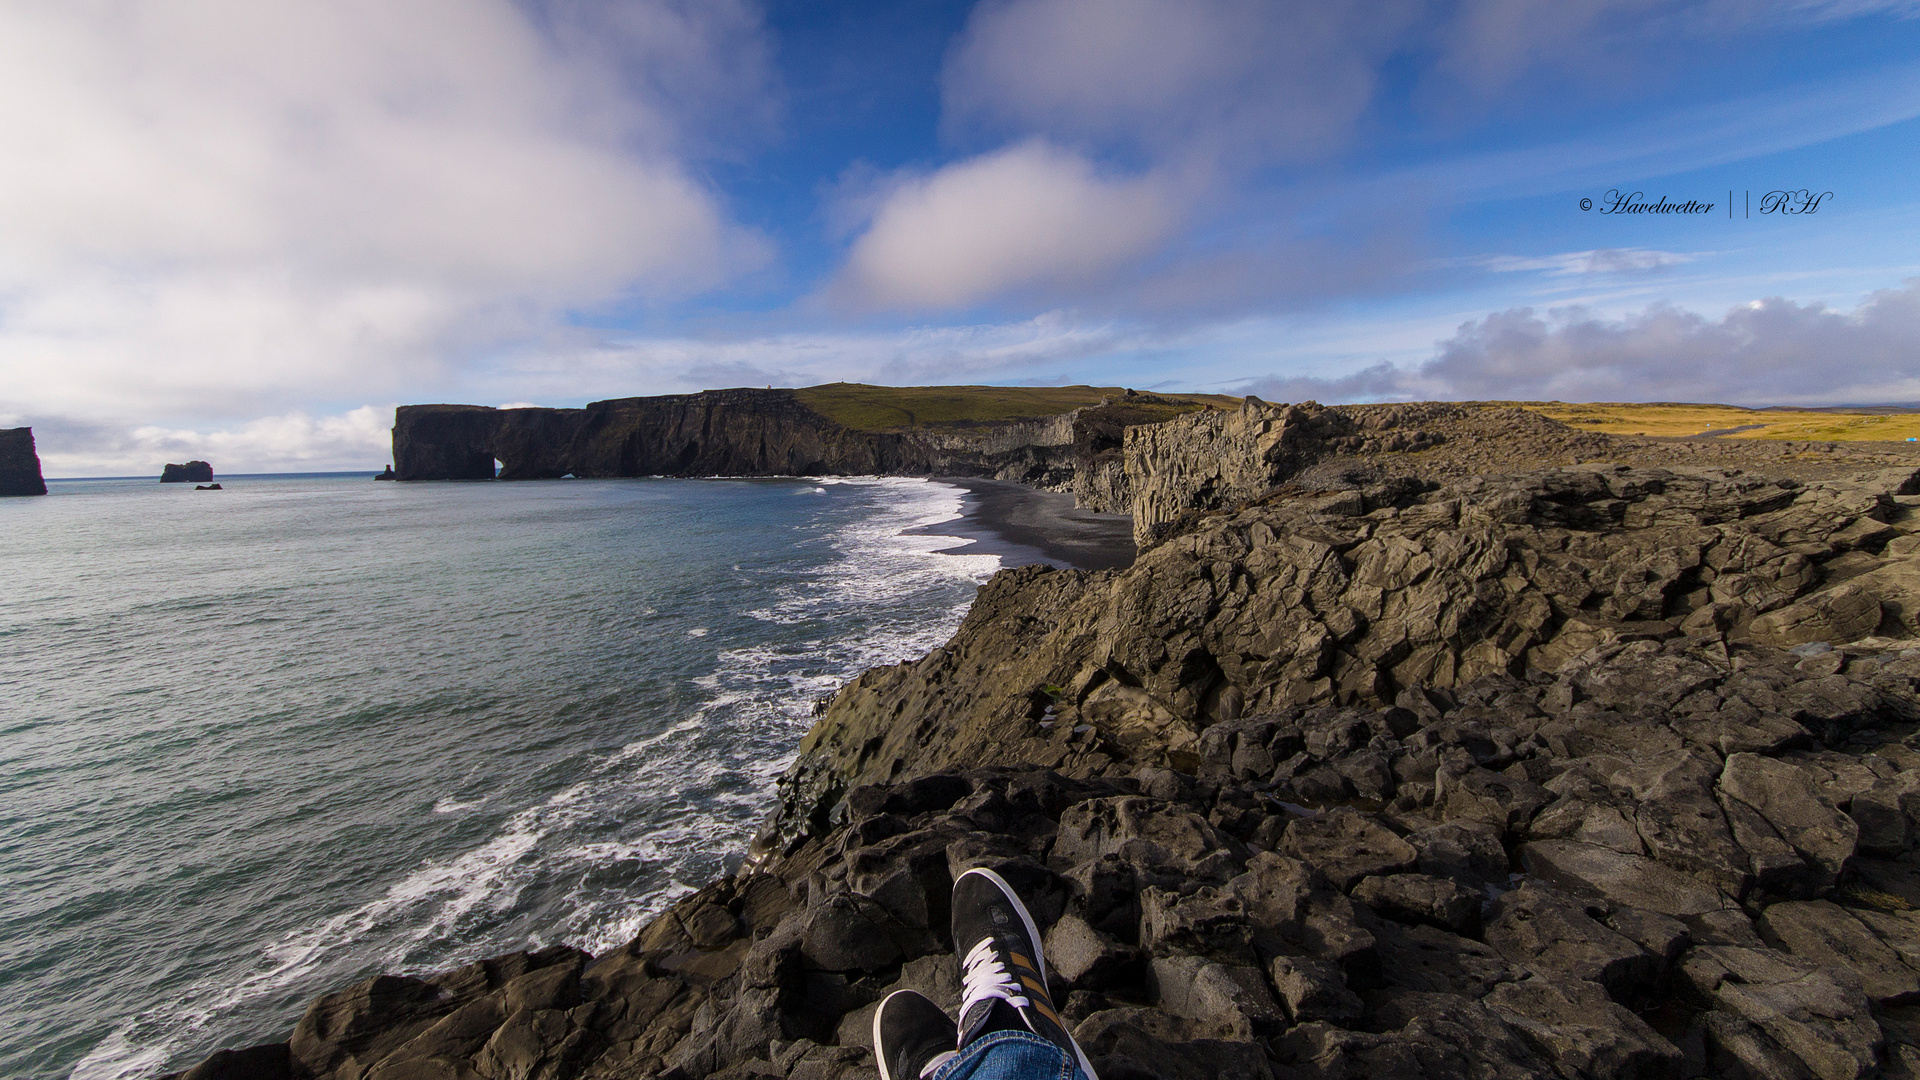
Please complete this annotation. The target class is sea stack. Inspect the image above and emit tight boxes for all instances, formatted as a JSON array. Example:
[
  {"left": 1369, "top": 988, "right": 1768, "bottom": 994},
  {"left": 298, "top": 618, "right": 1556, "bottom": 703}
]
[
  {"left": 0, "top": 427, "right": 48, "bottom": 496},
  {"left": 160, "top": 460, "right": 213, "bottom": 483}
]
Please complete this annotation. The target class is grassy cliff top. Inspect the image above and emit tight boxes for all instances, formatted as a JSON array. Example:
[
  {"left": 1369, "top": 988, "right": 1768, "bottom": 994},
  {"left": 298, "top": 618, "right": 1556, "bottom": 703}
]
[
  {"left": 791, "top": 382, "right": 1241, "bottom": 431},
  {"left": 1512, "top": 401, "right": 1920, "bottom": 443}
]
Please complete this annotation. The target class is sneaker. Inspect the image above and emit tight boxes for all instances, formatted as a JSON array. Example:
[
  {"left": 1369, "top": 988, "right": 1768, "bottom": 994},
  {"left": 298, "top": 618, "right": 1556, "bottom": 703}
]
[
  {"left": 950, "top": 867, "right": 1101, "bottom": 1080},
  {"left": 873, "top": 989, "right": 958, "bottom": 1080}
]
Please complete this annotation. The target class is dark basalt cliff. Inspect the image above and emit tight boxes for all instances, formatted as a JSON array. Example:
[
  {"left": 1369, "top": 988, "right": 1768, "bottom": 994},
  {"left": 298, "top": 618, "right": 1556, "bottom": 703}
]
[
  {"left": 394, "top": 391, "right": 939, "bottom": 481},
  {"left": 390, "top": 389, "right": 1200, "bottom": 487},
  {"left": 0, "top": 426, "right": 47, "bottom": 496},
  {"left": 161, "top": 461, "right": 214, "bottom": 483},
  {"left": 165, "top": 414, "right": 1920, "bottom": 1080}
]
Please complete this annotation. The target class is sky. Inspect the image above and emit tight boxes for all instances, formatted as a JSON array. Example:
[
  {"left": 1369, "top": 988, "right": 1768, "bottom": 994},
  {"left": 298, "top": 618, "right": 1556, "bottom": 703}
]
[{"left": 3, "top": 0, "right": 1920, "bottom": 475}]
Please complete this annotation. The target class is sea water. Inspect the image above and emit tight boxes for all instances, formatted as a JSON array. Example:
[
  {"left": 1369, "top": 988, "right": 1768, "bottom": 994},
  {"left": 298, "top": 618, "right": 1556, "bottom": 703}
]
[{"left": 0, "top": 474, "right": 999, "bottom": 1080}]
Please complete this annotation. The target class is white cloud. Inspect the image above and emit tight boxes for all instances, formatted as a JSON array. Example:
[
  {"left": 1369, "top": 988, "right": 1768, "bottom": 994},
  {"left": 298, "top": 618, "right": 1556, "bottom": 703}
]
[
  {"left": 36, "top": 406, "right": 395, "bottom": 477},
  {"left": 831, "top": 142, "right": 1177, "bottom": 310},
  {"left": 943, "top": 0, "right": 1414, "bottom": 164},
  {"left": 1469, "top": 248, "right": 1702, "bottom": 276},
  {"left": 0, "top": 0, "right": 771, "bottom": 428}
]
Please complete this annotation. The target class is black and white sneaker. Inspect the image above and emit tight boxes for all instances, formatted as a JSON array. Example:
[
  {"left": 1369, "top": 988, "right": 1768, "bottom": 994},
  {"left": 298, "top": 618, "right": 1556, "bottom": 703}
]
[
  {"left": 950, "top": 867, "right": 1101, "bottom": 1080},
  {"left": 873, "top": 989, "right": 958, "bottom": 1080}
]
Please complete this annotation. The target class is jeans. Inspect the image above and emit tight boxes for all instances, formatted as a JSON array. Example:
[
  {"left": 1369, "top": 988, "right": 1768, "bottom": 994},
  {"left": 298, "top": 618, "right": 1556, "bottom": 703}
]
[{"left": 928, "top": 1030, "right": 1091, "bottom": 1080}]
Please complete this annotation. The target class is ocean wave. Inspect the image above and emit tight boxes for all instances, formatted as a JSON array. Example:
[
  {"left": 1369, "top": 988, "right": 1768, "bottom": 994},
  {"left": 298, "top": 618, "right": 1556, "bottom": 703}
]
[{"left": 72, "top": 477, "right": 998, "bottom": 1080}]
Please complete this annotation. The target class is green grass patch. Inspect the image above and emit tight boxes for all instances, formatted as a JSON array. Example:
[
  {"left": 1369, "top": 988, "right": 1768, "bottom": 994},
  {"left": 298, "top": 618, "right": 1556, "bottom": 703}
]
[{"left": 792, "top": 382, "right": 1239, "bottom": 431}]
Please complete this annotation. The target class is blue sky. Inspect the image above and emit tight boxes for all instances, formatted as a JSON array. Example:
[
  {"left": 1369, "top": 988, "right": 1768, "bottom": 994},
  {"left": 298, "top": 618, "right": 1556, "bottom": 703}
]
[{"left": 3, "top": 0, "right": 1919, "bottom": 473}]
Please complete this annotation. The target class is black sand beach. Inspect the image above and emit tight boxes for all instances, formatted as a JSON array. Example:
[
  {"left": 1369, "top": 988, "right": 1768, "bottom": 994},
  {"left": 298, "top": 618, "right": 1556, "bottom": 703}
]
[{"left": 915, "top": 477, "right": 1135, "bottom": 571}]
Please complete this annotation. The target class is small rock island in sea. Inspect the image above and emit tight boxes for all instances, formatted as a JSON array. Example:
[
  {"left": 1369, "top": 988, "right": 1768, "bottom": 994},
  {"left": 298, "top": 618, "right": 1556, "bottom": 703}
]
[
  {"left": 164, "top": 390, "right": 1920, "bottom": 1080},
  {"left": 0, "top": 426, "right": 48, "bottom": 496},
  {"left": 160, "top": 460, "right": 213, "bottom": 483}
]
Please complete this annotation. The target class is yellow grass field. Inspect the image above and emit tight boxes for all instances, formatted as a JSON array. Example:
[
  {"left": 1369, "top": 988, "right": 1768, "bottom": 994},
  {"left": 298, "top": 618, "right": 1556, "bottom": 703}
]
[{"left": 1516, "top": 402, "right": 1920, "bottom": 443}]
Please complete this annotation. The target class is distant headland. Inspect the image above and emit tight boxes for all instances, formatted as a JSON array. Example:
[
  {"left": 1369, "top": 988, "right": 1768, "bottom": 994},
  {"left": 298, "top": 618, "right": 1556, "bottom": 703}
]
[
  {"left": 0, "top": 427, "right": 47, "bottom": 496},
  {"left": 388, "top": 385, "right": 1234, "bottom": 524}
]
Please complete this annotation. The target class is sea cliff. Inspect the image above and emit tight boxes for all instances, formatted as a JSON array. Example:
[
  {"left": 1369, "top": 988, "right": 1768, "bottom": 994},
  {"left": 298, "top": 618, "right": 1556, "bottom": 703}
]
[
  {"left": 0, "top": 426, "right": 47, "bottom": 496},
  {"left": 161, "top": 461, "right": 215, "bottom": 483},
  {"left": 166, "top": 409, "right": 1920, "bottom": 1080},
  {"left": 389, "top": 388, "right": 1202, "bottom": 498}
]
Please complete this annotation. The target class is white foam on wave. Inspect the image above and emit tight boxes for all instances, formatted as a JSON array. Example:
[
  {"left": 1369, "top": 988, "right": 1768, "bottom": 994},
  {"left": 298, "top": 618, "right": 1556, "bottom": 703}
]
[
  {"left": 73, "top": 741, "right": 699, "bottom": 1080},
  {"left": 76, "top": 476, "right": 1000, "bottom": 1080}
]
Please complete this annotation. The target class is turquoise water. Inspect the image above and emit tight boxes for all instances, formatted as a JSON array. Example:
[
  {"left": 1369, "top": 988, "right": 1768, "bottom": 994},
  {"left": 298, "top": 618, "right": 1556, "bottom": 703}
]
[{"left": 0, "top": 474, "right": 997, "bottom": 1079}]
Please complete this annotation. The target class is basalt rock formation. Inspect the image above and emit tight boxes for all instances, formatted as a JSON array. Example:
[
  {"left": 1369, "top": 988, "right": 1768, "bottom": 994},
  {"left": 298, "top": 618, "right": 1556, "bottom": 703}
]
[
  {"left": 167, "top": 459, "right": 1920, "bottom": 1080},
  {"left": 0, "top": 426, "right": 47, "bottom": 496},
  {"left": 390, "top": 389, "right": 1202, "bottom": 488},
  {"left": 161, "top": 461, "right": 214, "bottom": 483},
  {"left": 393, "top": 394, "right": 938, "bottom": 481}
]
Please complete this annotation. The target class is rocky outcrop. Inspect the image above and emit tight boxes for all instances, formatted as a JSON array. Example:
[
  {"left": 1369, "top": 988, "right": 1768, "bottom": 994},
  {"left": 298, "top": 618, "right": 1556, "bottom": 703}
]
[
  {"left": 1123, "top": 399, "right": 1361, "bottom": 545},
  {"left": 776, "top": 464, "right": 1920, "bottom": 816},
  {"left": 161, "top": 461, "right": 214, "bottom": 483},
  {"left": 1120, "top": 399, "right": 1618, "bottom": 547},
  {"left": 164, "top": 669, "right": 1920, "bottom": 1080},
  {"left": 169, "top": 460, "right": 1920, "bottom": 1080},
  {"left": 0, "top": 426, "right": 47, "bottom": 496}
]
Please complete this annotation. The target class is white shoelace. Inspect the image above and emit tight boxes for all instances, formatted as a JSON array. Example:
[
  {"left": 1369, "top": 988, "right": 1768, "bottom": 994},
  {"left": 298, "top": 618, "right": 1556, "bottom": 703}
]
[{"left": 957, "top": 936, "right": 1032, "bottom": 1027}]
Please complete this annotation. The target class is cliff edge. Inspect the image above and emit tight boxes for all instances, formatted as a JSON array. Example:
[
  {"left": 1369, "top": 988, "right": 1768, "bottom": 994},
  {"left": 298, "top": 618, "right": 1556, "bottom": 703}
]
[{"left": 0, "top": 426, "right": 48, "bottom": 496}]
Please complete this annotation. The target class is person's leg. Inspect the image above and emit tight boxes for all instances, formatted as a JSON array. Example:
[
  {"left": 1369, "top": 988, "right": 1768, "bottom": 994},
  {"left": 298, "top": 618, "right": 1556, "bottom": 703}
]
[{"left": 927, "top": 1029, "right": 1085, "bottom": 1080}]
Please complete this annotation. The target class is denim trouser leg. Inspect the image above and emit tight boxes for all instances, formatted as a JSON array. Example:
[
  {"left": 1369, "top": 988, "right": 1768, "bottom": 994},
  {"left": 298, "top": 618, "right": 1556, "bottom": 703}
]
[{"left": 928, "top": 1030, "right": 1090, "bottom": 1080}]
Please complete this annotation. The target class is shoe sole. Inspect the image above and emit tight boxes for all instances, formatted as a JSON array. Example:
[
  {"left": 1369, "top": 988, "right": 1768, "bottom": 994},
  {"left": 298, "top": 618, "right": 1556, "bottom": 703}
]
[{"left": 954, "top": 867, "right": 1101, "bottom": 1080}]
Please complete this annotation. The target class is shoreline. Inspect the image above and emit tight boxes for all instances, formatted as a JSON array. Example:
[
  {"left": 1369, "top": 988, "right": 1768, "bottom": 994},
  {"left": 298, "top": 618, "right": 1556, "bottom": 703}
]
[{"left": 911, "top": 477, "right": 1135, "bottom": 571}]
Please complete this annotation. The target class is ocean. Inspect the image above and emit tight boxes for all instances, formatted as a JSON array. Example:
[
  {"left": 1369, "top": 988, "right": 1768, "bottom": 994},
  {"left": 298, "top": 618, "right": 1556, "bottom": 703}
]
[{"left": 0, "top": 474, "right": 1000, "bottom": 1080}]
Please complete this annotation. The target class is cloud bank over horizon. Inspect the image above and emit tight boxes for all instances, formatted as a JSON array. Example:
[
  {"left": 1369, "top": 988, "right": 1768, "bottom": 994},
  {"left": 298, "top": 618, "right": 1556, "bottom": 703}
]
[{"left": 1242, "top": 278, "right": 1920, "bottom": 408}]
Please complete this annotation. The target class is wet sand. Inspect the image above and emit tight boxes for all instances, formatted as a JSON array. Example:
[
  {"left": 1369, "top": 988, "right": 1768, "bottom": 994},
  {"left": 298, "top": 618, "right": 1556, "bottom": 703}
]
[{"left": 913, "top": 478, "right": 1136, "bottom": 571}]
